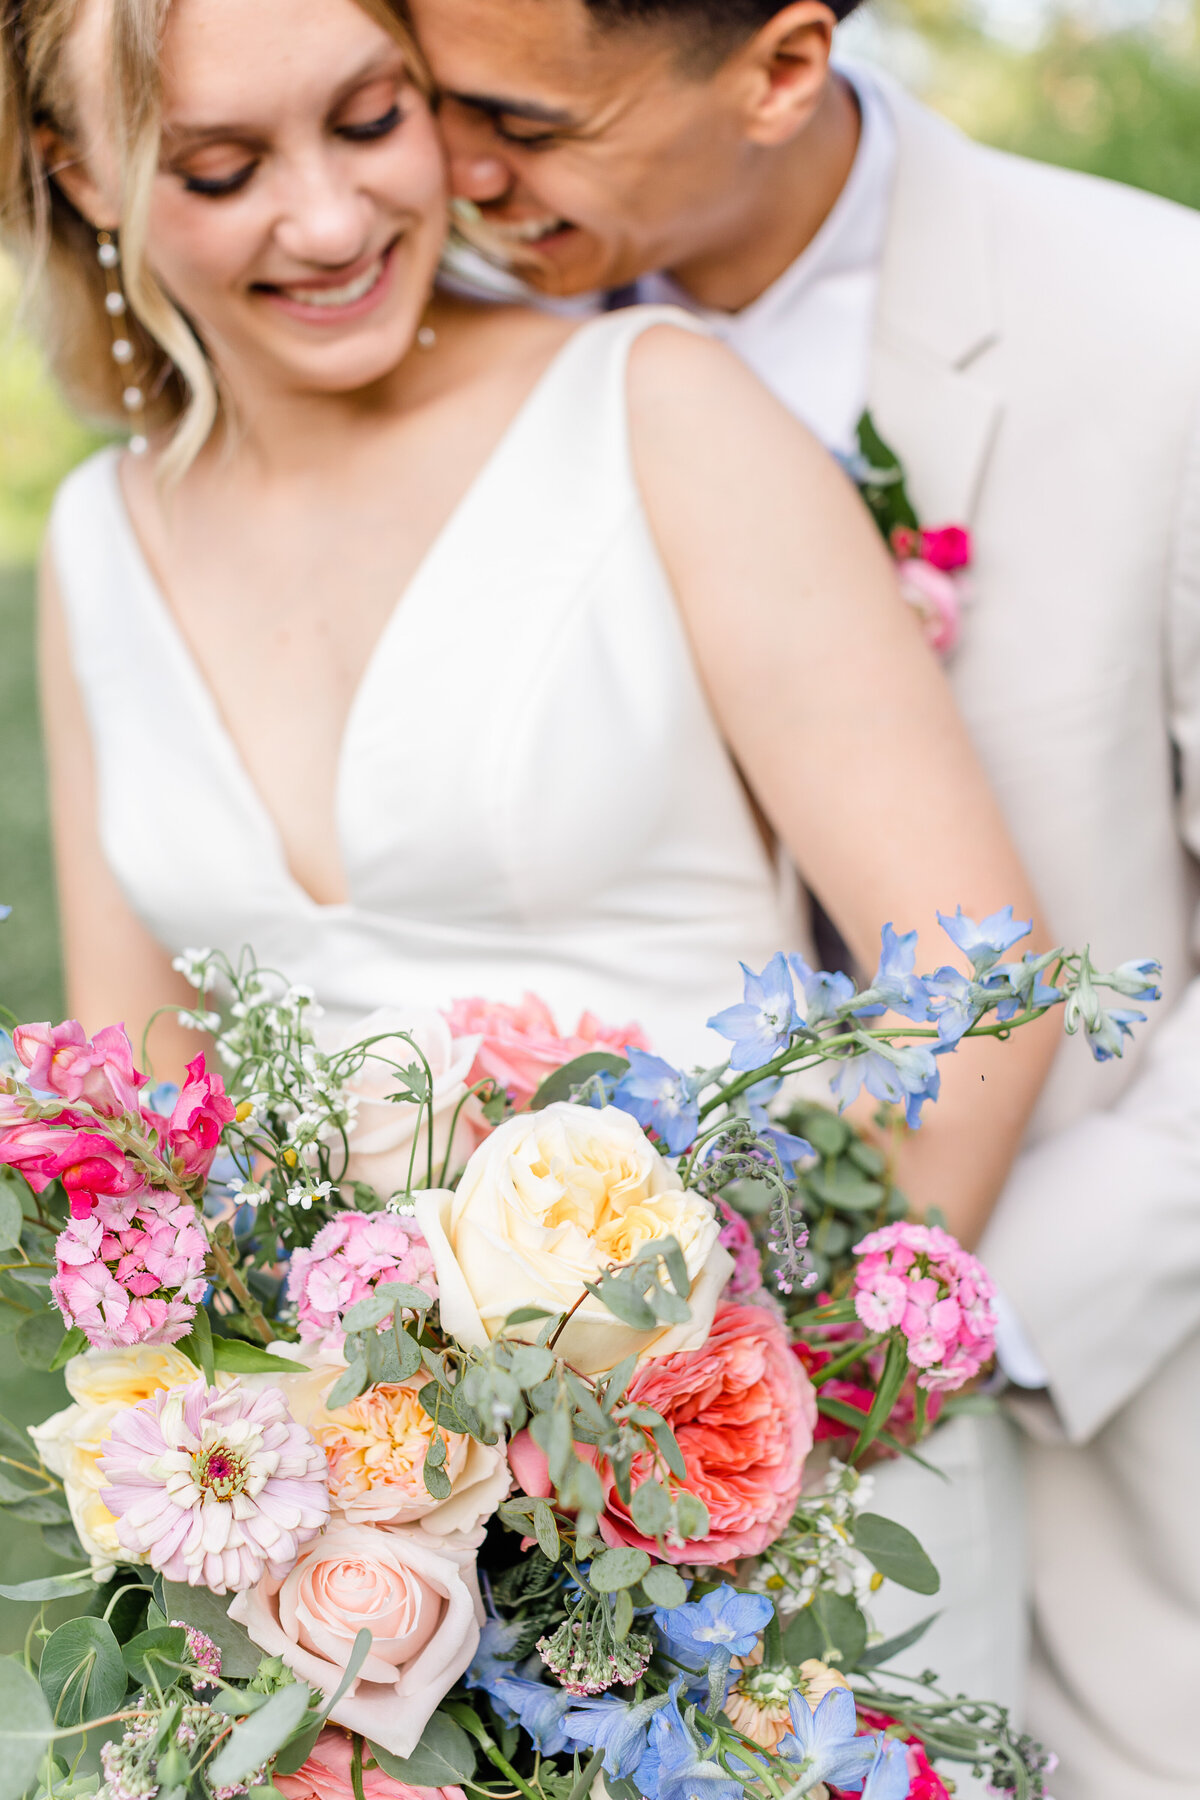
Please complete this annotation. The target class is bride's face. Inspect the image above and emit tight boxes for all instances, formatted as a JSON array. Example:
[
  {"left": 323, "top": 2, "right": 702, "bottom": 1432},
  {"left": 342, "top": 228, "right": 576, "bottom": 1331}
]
[{"left": 63, "top": 0, "right": 447, "bottom": 403}]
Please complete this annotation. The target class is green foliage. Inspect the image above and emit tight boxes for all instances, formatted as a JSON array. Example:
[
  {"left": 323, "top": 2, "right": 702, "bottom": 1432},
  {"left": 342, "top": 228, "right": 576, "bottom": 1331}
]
[
  {"left": 0, "top": 1658, "right": 55, "bottom": 1800},
  {"left": 368, "top": 1715, "right": 477, "bottom": 1787},
  {"left": 39, "top": 1615, "right": 127, "bottom": 1727}
]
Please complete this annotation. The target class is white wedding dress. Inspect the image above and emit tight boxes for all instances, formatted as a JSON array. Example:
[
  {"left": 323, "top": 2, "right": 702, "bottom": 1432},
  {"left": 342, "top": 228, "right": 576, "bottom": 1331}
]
[{"left": 50, "top": 305, "right": 1024, "bottom": 1739}]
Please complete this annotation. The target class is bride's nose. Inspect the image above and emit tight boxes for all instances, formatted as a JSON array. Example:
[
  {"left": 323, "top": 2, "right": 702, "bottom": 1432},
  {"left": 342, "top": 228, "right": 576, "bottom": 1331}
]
[{"left": 273, "top": 155, "right": 375, "bottom": 266}]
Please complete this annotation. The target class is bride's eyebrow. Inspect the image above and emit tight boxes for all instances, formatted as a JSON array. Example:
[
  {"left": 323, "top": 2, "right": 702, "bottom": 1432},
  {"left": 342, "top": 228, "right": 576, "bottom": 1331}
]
[{"left": 161, "top": 47, "right": 411, "bottom": 149}]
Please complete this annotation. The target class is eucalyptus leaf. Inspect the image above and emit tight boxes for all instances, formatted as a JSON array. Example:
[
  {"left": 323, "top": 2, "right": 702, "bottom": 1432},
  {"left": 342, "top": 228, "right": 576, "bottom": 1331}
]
[
  {"left": 855, "top": 1612, "right": 941, "bottom": 1671},
  {"left": 650, "top": 1422, "right": 687, "bottom": 1482},
  {"left": 804, "top": 1167, "right": 885, "bottom": 1214},
  {"left": 39, "top": 1616, "right": 127, "bottom": 1727},
  {"left": 0, "top": 1570, "right": 95, "bottom": 1603},
  {"left": 7, "top": 1489, "right": 71, "bottom": 1525},
  {"left": 589, "top": 1278, "right": 655, "bottom": 1332},
  {"left": 503, "top": 1306, "right": 555, "bottom": 1327},
  {"left": 15, "top": 1309, "right": 67, "bottom": 1370},
  {"left": 340, "top": 1292, "right": 395, "bottom": 1334},
  {"left": 630, "top": 1480, "right": 671, "bottom": 1537},
  {"left": 589, "top": 1547, "right": 651, "bottom": 1593},
  {"left": 373, "top": 1281, "right": 434, "bottom": 1313},
  {"left": 207, "top": 1683, "right": 314, "bottom": 1786},
  {"left": 508, "top": 1345, "right": 555, "bottom": 1389},
  {"left": 854, "top": 1513, "right": 940, "bottom": 1596},
  {"left": 0, "top": 1179, "right": 25, "bottom": 1251},
  {"left": 48, "top": 1327, "right": 88, "bottom": 1372},
  {"left": 122, "top": 1627, "right": 189, "bottom": 1690},
  {"left": 532, "top": 1500, "right": 560, "bottom": 1562},
  {"left": 613, "top": 1586, "right": 634, "bottom": 1641},
  {"left": 326, "top": 1359, "right": 369, "bottom": 1409},
  {"left": 368, "top": 1714, "right": 476, "bottom": 1786},
  {"left": 161, "top": 1582, "right": 263, "bottom": 1678},
  {"left": 673, "top": 1490, "right": 709, "bottom": 1542},
  {"left": 0, "top": 1657, "right": 55, "bottom": 1800},
  {"left": 794, "top": 1110, "right": 849, "bottom": 1158},
  {"left": 7, "top": 1266, "right": 53, "bottom": 1288},
  {"left": 41, "top": 1523, "right": 86, "bottom": 1562},
  {"left": 0, "top": 1470, "right": 38, "bottom": 1504},
  {"left": 530, "top": 1052, "right": 630, "bottom": 1112},
  {"left": 781, "top": 1592, "right": 868, "bottom": 1671},
  {"left": 640, "top": 1565, "right": 687, "bottom": 1609}
]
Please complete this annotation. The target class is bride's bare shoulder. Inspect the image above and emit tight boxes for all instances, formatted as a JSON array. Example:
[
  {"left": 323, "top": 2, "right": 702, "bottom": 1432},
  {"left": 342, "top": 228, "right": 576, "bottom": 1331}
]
[{"left": 430, "top": 292, "right": 580, "bottom": 378}]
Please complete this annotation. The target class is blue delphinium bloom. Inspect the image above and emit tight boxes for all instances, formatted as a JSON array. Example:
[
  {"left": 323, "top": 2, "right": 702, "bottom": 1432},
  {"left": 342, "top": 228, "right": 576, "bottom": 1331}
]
[
  {"left": 989, "top": 950, "right": 1062, "bottom": 1016},
  {"left": 778, "top": 1687, "right": 877, "bottom": 1790},
  {"left": 465, "top": 1616, "right": 526, "bottom": 1698},
  {"left": 0, "top": 904, "right": 11, "bottom": 922},
  {"left": 708, "top": 954, "right": 800, "bottom": 1071},
  {"left": 653, "top": 1588, "right": 772, "bottom": 1669},
  {"left": 745, "top": 1081, "right": 815, "bottom": 1178},
  {"left": 855, "top": 925, "right": 932, "bottom": 1024},
  {"left": 613, "top": 1050, "right": 701, "bottom": 1155},
  {"left": 1085, "top": 1006, "right": 1146, "bottom": 1063},
  {"left": 562, "top": 1693, "right": 669, "bottom": 1779},
  {"left": 924, "top": 966, "right": 987, "bottom": 1047},
  {"left": 861, "top": 1735, "right": 913, "bottom": 1799},
  {"left": 833, "top": 1039, "right": 941, "bottom": 1129},
  {"left": 788, "top": 954, "right": 857, "bottom": 1027},
  {"left": 491, "top": 1674, "right": 573, "bottom": 1755},
  {"left": 635, "top": 1684, "right": 746, "bottom": 1800},
  {"left": 1106, "top": 957, "right": 1163, "bottom": 1002},
  {"left": 938, "top": 905, "right": 1032, "bottom": 974}
]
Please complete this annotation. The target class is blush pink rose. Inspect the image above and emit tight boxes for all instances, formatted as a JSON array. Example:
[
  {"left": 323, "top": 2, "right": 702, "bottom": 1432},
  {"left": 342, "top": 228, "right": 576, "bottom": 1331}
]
[
  {"left": 276, "top": 1728, "right": 467, "bottom": 1800},
  {"left": 897, "top": 559, "right": 963, "bottom": 655},
  {"left": 228, "top": 1523, "right": 482, "bottom": 1757},
  {"left": 443, "top": 993, "right": 648, "bottom": 1111}
]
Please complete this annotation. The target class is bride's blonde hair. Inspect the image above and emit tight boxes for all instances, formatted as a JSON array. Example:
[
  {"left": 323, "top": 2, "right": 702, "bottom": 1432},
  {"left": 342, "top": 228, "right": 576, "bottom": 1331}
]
[{"left": 0, "top": 0, "right": 431, "bottom": 476}]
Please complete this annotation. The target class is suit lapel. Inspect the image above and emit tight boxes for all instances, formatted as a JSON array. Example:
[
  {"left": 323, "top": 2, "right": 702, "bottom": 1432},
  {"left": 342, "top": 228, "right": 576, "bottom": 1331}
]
[{"left": 866, "top": 72, "right": 1004, "bottom": 524}]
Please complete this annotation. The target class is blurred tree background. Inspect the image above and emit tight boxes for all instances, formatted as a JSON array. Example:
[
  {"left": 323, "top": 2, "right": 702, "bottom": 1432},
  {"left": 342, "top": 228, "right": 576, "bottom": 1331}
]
[{"left": 0, "top": 0, "right": 1198, "bottom": 1643}]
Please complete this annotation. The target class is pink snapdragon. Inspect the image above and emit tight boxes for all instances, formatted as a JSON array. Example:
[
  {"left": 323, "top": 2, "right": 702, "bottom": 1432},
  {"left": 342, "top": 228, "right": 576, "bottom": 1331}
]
[
  {"left": 100, "top": 1378, "right": 329, "bottom": 1593},
  {"left": 163, "top": 1055, "right": 237, "bottom": 1186},
  {"left": 286, "top": 1210, "right": 438, "bottom": 1345},
  {"left": 12, "top": 1020, "right": 143, "bottom": 1117},
  {"left": 852, "top": 1222, "right": 997, "bottom": 1391},
  {"left": 443, "top": 993, "right": 648, "bottom": 1111},
  {"left": 0, "top": 1121, "right": 143, "bottom": 1219},
  {"left": 52, "top": 1189, "right": 209, "bottom": 1348}
]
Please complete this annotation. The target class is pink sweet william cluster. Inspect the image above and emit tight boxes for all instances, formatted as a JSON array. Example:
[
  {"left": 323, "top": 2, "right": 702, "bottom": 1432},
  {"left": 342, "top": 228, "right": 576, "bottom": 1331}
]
[
  {"left": 443, "top": 992, "right": 648, "bottom": 1111},
  {"left": 52, "top": 1188, "right": 209, "bottom": 1348},
  {"left": 890, "top": 524, "right": 972, "bottom": 657},
  {"left": 287, "top": 1209, "right": 438, "bottom": 1346},
  {"left": 0, "top": 1021, "right": 234, "bottom": 1219},
  {"left": 851, "top": 1221, "right": 997, "bottom": 1391}
]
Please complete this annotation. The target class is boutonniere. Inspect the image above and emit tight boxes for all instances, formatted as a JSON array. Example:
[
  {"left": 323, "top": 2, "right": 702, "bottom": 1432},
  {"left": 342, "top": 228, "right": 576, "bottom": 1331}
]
[{"left": 842, "top": 412, "right": 972, "bottom": 655}]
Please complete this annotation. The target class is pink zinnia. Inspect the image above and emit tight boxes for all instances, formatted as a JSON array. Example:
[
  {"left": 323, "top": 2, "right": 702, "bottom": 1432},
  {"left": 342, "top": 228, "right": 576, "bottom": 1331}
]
[
  {"left": 287, "top": 1210, "right": 437, "bottom": 1346},
  {"left": 851, "top": 1222, "right": 997, "bottom": 1392},
  {"left": 443, "top": 993, "right": 648, "bottom": 1111},
  {"left": 51, "top": 1189, "right": 209, "bottom": 1348},
  {"left": 100, "top": 1378, "right": 329, "bottom": 1593}
]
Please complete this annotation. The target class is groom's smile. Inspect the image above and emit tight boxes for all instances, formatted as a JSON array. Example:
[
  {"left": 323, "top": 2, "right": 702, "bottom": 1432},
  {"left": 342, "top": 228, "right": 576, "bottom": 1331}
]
[{"left": 410, "top": 0, "right": 845, "bottom": 303}]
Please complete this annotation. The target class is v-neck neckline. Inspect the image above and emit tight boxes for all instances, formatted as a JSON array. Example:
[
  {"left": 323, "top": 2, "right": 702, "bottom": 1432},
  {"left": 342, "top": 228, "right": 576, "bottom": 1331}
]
[{"left": 104, "top": 319, "right": 596, "bottom": 916}]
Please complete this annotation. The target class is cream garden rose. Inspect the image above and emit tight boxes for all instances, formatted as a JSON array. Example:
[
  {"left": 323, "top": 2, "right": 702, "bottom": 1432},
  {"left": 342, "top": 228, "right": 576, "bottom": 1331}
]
[
  {"left": 228, "top": 1522, "right": 482, "bottom": 1756},
  {"left": 414, "top": 1102, "right": 733, "bottom": 1376},
  {"left": 249, "top": 1338, "right": 509, "bottom": 1538},
  {"left": 29, "top": 1344, "right": 199, "bottom": 1578},
  {"left": 329, "top": 1007, "right": 482, "bottom": 1197}
]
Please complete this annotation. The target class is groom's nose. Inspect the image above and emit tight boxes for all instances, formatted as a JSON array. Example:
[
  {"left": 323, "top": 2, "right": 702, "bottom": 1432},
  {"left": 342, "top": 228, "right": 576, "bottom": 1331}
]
[{"left": 448, "top": 151, "right": 514, "bottom": 205}]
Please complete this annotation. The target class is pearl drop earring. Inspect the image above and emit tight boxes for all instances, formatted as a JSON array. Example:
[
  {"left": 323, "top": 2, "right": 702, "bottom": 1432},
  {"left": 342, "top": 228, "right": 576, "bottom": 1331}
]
[{"left": 96, "top": 230, "right": 148, "bottom": 455}]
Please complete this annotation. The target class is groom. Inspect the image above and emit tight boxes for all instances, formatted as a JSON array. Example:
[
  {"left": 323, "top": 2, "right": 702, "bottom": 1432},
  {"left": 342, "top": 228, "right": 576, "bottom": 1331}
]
[{"left": 406, "top": 0, "right": 1200, "bottom": 1793}]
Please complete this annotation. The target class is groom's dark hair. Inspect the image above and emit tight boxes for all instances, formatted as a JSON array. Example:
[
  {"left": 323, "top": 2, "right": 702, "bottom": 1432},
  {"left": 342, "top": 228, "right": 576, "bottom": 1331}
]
[{"left": 581, "top": 0, "right": 864, "bottom": 38}]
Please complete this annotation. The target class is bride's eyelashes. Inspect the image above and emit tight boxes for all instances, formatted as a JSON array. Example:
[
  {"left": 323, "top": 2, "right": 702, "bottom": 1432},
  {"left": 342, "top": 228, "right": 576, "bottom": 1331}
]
[{"left": 173, "top": 98, "right": 407, "bottom": 199}]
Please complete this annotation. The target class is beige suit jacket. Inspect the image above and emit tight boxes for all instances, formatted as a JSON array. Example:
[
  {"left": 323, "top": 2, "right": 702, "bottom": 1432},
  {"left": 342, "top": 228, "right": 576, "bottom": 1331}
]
[{"left": 867, "top": 76, "right": 1200, "bottom": 1796}]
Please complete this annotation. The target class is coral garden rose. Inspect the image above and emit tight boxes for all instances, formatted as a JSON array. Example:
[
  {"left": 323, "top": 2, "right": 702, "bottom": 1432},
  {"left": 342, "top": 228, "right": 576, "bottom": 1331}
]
[
  {"left": 29, "top": 1343, "right": 199, "bottom": 1579},
  {"left": 600, "top": 1302, "right": 816, "bottom": 1563},
  {"left": 444, "top": 993, "right": 647, "bottom": 1111},
  {"left": 414, "top": 1103, "right": 732, "bottom": 1377},
  {"left": 255, "top": 1338, "right": 509, "bottom": 1539},
  {"left": 329, "top": 1008, "right": 482, "bottom": 1197},
  {"left": 229, "top": 1522, "right": 483, "bottom": 1757},
  {"left": 276, "top": 1727, "right": 468, "bottom": 1800}
]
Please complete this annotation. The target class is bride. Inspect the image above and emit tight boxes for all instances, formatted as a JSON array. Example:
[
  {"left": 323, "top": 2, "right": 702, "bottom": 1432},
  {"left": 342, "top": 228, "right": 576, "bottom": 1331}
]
[{"left": 6, "top": 0, "right": 1050, "bottom": 1721}]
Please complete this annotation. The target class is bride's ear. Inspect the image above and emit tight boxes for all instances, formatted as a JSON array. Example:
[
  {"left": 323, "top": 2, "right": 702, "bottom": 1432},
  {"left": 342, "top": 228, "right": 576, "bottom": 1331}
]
[
  {"left": 34, "top": 121, "right": 119, "bottom": 231},
  {"left": 731, "top": 1, "right": 837, "bottom": 148}
]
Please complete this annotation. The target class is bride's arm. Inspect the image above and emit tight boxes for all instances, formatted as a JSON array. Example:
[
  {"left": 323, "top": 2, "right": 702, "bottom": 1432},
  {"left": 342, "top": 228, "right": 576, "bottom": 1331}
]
[
  {"left": 39, "top": 550, "right": 209, "bottom": 1080},
  {"left": 628, "top": 324, "right": 1057, "bottom": 1249}
]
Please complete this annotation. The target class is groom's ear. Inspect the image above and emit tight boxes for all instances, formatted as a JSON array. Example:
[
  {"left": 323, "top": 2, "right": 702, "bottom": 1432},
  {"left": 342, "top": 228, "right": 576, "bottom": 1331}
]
[{"left": 726, "top": 2, "right": 838, "bottom": 147}]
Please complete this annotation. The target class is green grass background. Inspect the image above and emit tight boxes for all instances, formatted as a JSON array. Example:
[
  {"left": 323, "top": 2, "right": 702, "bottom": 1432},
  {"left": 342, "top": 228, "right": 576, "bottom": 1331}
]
[{"left": 1, "top": 0, "right": 1199, "bottom": 1649}]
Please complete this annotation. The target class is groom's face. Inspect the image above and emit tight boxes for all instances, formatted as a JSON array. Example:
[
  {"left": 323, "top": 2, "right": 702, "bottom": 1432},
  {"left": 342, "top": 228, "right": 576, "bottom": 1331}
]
[{"left": 408, "top": 0, "right": 761, "bottom": 296}]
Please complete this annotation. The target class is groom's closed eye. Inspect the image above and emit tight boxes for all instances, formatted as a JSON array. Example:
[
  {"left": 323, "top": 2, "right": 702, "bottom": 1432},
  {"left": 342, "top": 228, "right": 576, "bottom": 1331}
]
[{"left": 442, "top": 91, "right": 580, "bottom": 149}]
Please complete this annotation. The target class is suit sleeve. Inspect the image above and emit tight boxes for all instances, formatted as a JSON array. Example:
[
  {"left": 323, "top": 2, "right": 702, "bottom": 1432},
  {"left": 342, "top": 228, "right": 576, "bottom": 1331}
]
[{"left": 979, "top": 401, "right": 1200, "bottom": 1446}]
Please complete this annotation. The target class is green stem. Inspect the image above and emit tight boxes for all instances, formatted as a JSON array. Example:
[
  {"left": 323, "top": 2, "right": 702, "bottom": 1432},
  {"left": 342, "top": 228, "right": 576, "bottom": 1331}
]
[
  {"left": 475, "top": 1733, "right": 543, "bottom": 1800},
  {"left": 807, "top": 1331, "right": 888, "bottom": 1386}
]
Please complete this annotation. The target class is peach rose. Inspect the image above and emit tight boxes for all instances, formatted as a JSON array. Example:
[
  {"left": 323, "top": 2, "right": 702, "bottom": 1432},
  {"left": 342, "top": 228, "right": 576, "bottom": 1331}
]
[
  {"left": 329, "top": 1008, "right": 483, "bottom": 1198},
  {"left": 276, "top": 1727, "right": 466, "bottom": 1800},
  {"left": 414, "top": 1103, "right": 732, "bottom": 1377},
  {"left": 244, "top": 1339, "right": 509, "bottom": 1540},
  {"left": 228, "top": 1523, "right": 482, "bottom": 1757}
]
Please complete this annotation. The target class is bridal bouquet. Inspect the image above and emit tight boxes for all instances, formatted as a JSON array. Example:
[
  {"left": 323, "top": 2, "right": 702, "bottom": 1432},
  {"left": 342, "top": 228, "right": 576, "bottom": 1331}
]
[{"left": 0, "top": 909, "right": 1159, "bottom": 1800}]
